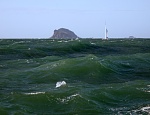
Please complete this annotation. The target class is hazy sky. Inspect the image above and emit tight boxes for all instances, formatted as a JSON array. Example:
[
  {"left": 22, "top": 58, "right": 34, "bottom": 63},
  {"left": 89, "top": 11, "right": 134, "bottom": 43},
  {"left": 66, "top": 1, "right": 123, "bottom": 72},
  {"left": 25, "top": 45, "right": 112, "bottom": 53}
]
[{"left": 0, "top": 0, "right": 150, "bottom": 38}]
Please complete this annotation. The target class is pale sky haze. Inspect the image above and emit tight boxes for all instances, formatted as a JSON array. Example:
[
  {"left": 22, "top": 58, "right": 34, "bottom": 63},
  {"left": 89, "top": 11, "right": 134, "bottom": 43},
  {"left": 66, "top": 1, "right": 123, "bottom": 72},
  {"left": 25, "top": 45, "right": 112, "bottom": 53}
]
[{"left": 0, "top": 0, "right": 150, "bottom": 38}]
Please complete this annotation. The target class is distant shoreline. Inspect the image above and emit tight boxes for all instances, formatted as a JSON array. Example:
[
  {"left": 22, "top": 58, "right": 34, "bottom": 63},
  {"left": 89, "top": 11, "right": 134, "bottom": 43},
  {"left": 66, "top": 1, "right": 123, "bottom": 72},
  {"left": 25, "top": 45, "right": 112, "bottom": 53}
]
[{"left": 0, "top": 38, "right": 150, "bottom": 39}]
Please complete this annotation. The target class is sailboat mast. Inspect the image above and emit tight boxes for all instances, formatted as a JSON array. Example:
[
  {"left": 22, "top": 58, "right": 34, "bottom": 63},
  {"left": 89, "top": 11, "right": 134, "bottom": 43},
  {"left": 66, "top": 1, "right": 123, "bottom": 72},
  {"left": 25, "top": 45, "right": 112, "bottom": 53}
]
[{"left": 105, "top": 25, "right": 107, "bottom": 39}]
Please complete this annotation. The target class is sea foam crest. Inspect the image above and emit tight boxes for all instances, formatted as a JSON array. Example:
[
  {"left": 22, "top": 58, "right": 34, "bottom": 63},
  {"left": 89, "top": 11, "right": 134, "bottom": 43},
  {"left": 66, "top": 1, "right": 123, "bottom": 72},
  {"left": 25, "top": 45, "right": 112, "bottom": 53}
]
[
  {"left": 57, "top": 94, "right": 81, "bottom": 103},
  {"left": 56, "top": 81, "right": 66, "bottom": 88},
  {"left": 147, "top": 85, "right": 150, "bottom": 92},
  {"left": 24, "top": 92, "right": 45, "bottom": 95},
  {"left": 141, "top": 106, "right": 150, "bottom": 113}
]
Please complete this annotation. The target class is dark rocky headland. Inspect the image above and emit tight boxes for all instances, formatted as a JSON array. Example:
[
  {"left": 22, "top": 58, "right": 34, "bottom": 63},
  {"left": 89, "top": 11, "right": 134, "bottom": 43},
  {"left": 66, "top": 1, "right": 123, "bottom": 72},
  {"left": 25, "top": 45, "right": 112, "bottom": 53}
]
[{"left": 50, "top": 28, "right": 79, "bottom": 39}]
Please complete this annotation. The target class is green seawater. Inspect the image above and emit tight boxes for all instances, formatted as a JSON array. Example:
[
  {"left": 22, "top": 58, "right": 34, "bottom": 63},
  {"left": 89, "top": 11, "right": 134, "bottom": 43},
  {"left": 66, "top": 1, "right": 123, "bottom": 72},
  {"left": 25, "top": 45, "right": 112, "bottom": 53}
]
[{"left": 0, "top": 39, "right": 150, "bottom": 114}]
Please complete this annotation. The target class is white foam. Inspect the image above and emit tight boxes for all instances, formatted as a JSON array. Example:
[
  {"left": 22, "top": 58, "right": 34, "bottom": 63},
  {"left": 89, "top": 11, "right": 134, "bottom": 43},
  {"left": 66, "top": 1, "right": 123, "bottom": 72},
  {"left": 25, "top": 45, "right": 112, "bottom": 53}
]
[
  {"left": 67, "top": 94, "right": 80, "bottom": 100},
  {"left": 24, "top": 92, "right": 45, "bottom": 95},
  {"left": 56, "top": 81, "right": 66, "bottom": 88},
  {"left": 0, "top": 65, "right": 4, "bottom": 67},
  {"left": 90, "top": 42, "right": 96, "bottom": 45},
  {"left": 64, "top": 41, "right": 68, "bottom": 43},
  {"left": 141, "top": 106, "right": 150, "bottom": 113},
  {"left": 147, "top": 85, "right": 150, "bottom": 93},
  {"left": 26, "top": 60, "right": 30, "bottom": 63},
  {"left": 57, "top": 93, "right": 81, "bottom": 103}
]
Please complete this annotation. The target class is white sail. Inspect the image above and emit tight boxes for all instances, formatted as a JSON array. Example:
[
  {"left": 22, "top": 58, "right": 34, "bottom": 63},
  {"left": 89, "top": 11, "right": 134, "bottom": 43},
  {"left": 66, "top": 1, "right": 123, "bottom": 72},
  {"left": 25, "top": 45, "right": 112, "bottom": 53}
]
[{"left": 105, "top": 25, "right": 108, "bottom": 40}]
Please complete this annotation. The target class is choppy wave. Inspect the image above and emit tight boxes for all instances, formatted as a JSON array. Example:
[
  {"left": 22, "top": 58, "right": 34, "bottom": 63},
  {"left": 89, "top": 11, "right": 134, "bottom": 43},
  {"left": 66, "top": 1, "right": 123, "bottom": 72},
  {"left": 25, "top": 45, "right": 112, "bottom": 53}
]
[
  {"left": 0, "top": 39, "right": 150, "bottom": 114},
  {"left": 24, "top": 92, "right": 46, "bottom": 95}
]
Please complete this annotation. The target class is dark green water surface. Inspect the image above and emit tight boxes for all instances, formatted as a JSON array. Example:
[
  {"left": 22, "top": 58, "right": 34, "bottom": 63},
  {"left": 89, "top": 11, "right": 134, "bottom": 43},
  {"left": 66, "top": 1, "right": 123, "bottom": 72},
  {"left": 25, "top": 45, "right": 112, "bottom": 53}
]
[{"left": 0, "top": 39, "right": 150, "bottom": 114}]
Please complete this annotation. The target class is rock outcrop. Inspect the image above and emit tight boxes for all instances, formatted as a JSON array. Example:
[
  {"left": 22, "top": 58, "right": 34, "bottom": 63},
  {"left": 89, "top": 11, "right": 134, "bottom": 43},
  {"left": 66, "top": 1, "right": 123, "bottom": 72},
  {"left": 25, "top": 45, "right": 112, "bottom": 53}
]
[{"left": 50, "top": 28, "right": 78, "bottom": 39}]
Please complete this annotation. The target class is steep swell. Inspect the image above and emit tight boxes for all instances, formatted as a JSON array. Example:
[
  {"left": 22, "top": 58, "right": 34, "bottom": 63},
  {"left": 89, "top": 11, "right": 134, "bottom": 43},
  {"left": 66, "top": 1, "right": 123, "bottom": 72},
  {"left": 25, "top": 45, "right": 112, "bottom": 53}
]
[{"left": 0, "top": 39, "right": 150, "bottom": 114}]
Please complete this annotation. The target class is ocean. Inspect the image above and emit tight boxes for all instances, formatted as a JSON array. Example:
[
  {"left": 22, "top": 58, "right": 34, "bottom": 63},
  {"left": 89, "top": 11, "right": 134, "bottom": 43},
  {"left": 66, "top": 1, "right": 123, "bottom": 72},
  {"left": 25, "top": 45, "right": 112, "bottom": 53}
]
[{"left": 0, "top": 38, "right": 150, "bottom": 115}]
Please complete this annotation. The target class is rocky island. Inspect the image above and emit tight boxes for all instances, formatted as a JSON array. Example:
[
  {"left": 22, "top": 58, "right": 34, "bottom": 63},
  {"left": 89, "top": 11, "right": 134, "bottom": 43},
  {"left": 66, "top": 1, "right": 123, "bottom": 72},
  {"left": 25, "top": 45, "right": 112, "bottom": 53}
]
[{"left": 50, "top": 28, "right": 79, "bottom": 39}]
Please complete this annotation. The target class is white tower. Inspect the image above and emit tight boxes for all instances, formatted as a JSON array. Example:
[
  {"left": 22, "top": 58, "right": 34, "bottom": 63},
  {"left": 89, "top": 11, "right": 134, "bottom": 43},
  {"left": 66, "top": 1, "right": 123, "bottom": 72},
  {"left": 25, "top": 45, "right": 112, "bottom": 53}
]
[{"left": 104, "top": 22, "right": 108, "bottom": 40}]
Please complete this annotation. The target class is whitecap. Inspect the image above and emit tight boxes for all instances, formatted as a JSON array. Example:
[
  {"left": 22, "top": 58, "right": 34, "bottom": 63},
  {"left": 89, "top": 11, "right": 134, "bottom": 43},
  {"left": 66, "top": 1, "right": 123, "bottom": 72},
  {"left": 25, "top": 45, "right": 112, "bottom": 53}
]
[
  {"left": 57, "top": 93, "right": 81, "bottom": 103},
  {"left": 26, "top": 60, "right": 30, "bottom": 63},
  {"left": 67, "top": 94, "right": 80, "bottom": 100},
  {"left": 90, "top": 42, "right": 96, "bottom": 45},
  {"left": 56, "top": 81, "right": 66, "bottom": 88},
  {"left": 64, "top": 41, "right": 68, "bottom": 43},
  {"left": 141, "top": 106, "right": 150, "bottom": 113},
  {"left": 146, "top": 85, "right": 150, "bottom": 93},
  {"left": 24, "top": 92, "right": 45, "bottom": 95}
]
